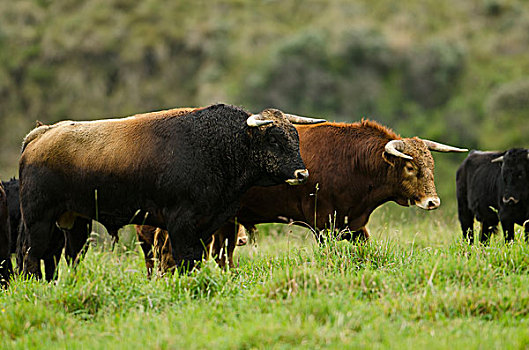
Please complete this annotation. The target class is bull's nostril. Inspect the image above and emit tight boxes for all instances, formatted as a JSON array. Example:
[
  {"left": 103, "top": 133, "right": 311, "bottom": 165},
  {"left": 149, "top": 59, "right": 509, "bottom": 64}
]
[
  {"left": 427, "top": 198, "right": 440, "bottom": 209},
  {"left": 286, "top": 169, "right": 309, "bottom": 185},
  {"left": 295, "top": 169, "right": 309, "bottom": 181},
  {"left": 503, "top": 196, "right": 519, "bottom": 204}
]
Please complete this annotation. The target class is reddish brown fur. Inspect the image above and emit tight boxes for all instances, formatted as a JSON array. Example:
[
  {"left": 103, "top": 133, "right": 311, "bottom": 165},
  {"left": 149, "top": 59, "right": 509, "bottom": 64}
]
[{"left": 234, "top": 119, "right": 432, "bottom": 232}]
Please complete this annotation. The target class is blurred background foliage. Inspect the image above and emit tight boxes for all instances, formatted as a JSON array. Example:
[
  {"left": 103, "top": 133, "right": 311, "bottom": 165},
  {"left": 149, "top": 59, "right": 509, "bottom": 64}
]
[{"left": 0, "top": 0, "right": 528, "bottom": 207}]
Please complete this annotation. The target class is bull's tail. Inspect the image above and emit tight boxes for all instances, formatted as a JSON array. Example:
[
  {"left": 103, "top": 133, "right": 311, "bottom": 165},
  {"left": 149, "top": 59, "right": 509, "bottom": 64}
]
[{"left": 21, "top": 125, "right": 51, "bottom": 152}]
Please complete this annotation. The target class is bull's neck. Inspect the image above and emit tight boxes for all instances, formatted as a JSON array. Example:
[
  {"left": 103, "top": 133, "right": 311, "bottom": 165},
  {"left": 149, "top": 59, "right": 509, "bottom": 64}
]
[
  {"left": 162, "top": 110, "right": 258, "bottom": 201},
  {"left": 330, "top": 134, "right": 402, "bottom": 217}
]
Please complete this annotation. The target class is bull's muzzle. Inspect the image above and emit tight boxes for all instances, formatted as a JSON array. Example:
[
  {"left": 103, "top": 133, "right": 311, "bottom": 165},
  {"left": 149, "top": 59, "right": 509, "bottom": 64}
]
[
  {"left": 415, "top": 196, "right": 441, "bottom": 210},
  {"left": 502, "top": 196, "right": 520, "bottom": 205},
  {"left": 237, "top": 235, "right": 248, "bottom": 246},
  {"left": 286, "top": 169, "right": 309, "bottom": 185}
]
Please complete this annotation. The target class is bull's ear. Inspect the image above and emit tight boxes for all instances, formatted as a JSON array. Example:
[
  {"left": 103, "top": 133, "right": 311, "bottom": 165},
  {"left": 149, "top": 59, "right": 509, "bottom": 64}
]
[
  {"left": 491, "top": 156, "right": 504, "bottom": 163},
  {"left": 382, "top": 152, "right": 396, "bottom": 167}
]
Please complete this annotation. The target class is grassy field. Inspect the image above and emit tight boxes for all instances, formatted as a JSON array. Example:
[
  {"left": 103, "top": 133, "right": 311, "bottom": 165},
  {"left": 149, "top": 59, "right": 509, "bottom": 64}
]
[{"left": 2, "top": 205, "right": 529, "bottom": 349}]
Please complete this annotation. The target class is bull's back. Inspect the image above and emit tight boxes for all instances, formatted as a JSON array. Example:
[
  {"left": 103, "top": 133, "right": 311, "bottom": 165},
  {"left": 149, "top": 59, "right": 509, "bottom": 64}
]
[
  {"left": 22, "top": 119, "right": 157, "bottom": 175},
  {"left": 19, "top": 114, "right": 193, "bottom": 222}
]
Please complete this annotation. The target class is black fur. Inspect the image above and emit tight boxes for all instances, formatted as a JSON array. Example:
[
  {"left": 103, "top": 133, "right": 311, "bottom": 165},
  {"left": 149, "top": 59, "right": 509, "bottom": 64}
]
[
  {"left": 457, "top": 148, "right": 529, "bottom": 243},
  {"left": 19, "top": 104, "right": 306, "bottom": 278},
  {"left": 0, "top": 182, "right": 11, "bottom": 287},
  {"left": 2, "top": 179, "right": 20, "bottom": 255}
]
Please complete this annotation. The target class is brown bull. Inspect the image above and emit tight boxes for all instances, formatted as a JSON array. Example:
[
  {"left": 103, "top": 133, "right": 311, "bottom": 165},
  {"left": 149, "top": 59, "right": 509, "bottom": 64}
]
[
  {"left": 231, "top": 120, "right": 467, "bottom": 238},
  {"left": 147, "top": 119, "right": 467, "bottom": 274}
]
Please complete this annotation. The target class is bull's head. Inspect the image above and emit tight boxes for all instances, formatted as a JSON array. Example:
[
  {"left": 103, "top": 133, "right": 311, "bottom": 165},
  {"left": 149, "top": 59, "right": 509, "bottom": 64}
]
[
  {"left": 384, "top": 138, "right": 467, "bottom": 210},
  {"left": 246, "top": 109, "right": 325, "bottom": 187},
  {"left": 491, "top": 148, "right": 529, "bottom": 206}
]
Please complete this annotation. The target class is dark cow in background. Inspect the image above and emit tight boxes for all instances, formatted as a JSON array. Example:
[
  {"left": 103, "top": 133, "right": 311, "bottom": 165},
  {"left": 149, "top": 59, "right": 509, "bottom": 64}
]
[
  {"left": 0, "top": 182, "right": 11, "bottom": 287},
  {"left": 19, "top": 104, "right": 323, "bottom": 279},
  {"left": 457, "top": 148, "right": 529, "bottom": 244},
  {"left": 2, "top": 179, "right": 20, "bottom": 258},
  {"left": 148, "top": 119, "right": 468, "bottom": 270}
]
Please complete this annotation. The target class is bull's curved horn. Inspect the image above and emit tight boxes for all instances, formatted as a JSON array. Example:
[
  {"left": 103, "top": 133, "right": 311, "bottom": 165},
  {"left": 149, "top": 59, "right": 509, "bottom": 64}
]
[
  {"left": 421, "top": 139, "right": 468, "bottom": 153},
  {"left": 384, "top": 140, "right": 413, "bottom": 160},
  {"left": 491, "top": 156, "right": 504, "bottom": 163},
  {"left": 247, "top": 114, "right": 273, "bottom": 127},
  {"left": 285, "top": 114, "right": 326, "bottom": 124}
]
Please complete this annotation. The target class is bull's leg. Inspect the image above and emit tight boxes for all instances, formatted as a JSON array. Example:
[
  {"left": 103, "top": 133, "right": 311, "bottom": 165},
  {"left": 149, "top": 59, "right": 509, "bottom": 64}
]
[
  {"left": 64, "top": 218, "right": 91, "bottom": 267},
  {"left": 22, "top": 217, "right": 58, "bottom": 279},
  {"left": 346, "top": 227, "right": 370, "bottom": 243},
  {"left": 524, "top": 220, "right": 529, "bottom": 243},
  {"left": 458, "top": 207, "right": 475, "bottom": 244},
  {"left": 164, "top": 214, "right": 203, "bottom": 273},
  {"left": 135, "top": 225, "right": 156, "bottom": 277},
  {"left": 0, "top": 226, "right": 12, "bottom": 288},
  {"left": 44, "top": 228, "right": 65, "bottom": 281},
  {"left": 138, "top": 235, "right": 154, "bottom": 278},
  {"left": 210, "top": 222, "right": 237, "bottom": 269},
  {"left": 501, "top": 220, "right": 515, "bottom": 243},
  {"left": 43, "top": 256, "right": 59, "bottom": 281},
  {"left": 480, "top": 220, "right": 498, "bottom": 244},
  {"left": 152, "top": 228, "right": 175, "bottom": 276},
  {"left": 158, "top": 229, "right": 175, "bottom": 275},
  {"left": 0, "top": 259, "right": 12, "bottom": 288},
  {"left": 15, "top": 222, "right": 29, "bottom": 276}
]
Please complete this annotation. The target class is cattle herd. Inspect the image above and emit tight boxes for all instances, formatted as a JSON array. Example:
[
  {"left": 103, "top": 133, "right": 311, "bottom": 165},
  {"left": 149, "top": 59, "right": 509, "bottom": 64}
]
[{"left": 0, "top": 103, "right": 527, "bottom": 287}]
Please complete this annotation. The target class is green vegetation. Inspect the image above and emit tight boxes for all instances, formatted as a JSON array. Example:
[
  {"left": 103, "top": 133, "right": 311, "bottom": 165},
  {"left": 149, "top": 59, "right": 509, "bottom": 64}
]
[
  {"left": 1, "top": 1, "right": 528, "bottom": 347},
  {"left": 1, "top": 0, "right": 528, "bottom": 204},
  {"left": 2, "top": 208, "right": 529, "bottom": 348}
]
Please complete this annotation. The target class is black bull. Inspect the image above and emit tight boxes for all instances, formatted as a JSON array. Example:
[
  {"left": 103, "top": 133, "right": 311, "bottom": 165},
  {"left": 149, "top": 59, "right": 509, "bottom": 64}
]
[
  {"left": 0, "top": 183, "right": 10, "bottom": 287},
  {"left": 457, "top": 148, "right": 529, "bottom": 243},
  {"left": 18, "top": 104, "right": 324, "bottom": 279}
]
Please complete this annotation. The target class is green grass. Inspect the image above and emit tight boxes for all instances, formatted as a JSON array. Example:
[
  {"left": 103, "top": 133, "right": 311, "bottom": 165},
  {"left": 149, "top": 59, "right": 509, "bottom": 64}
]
[{"left": 2, "top": 206, "right": 529, "bottom": 349}]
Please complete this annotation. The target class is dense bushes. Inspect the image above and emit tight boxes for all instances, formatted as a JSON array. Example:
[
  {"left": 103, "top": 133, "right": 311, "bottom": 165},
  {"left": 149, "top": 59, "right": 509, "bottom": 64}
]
[{"left": 0, "top": 0, "right": 528, "bottom": 190}]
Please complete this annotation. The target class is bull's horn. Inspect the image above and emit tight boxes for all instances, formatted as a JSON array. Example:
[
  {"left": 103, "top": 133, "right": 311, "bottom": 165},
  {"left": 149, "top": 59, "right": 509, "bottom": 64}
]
[
  {"left": 491, "top": 156, "right": 504, "bottom": 163},
  {"left": 421, "top": 139, "right": 468, "bottom": 153},
  {"left": 285, "top": 114, "right": 326, "bottom": 124},
  {"left": 385, "top": 140, "right": 413, "bottom": 160},
  {"left": 247, "top": 114, "right": 273, "bottom": 127}
]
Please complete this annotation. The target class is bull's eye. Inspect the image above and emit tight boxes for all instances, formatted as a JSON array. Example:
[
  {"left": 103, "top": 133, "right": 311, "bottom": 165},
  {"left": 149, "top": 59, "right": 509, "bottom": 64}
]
[
  {"left": 404, "top": 162, "right": 416, "bottom": 177},
  {"left": 269, "top": 135, "right": 279, "bottom": 147}
]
